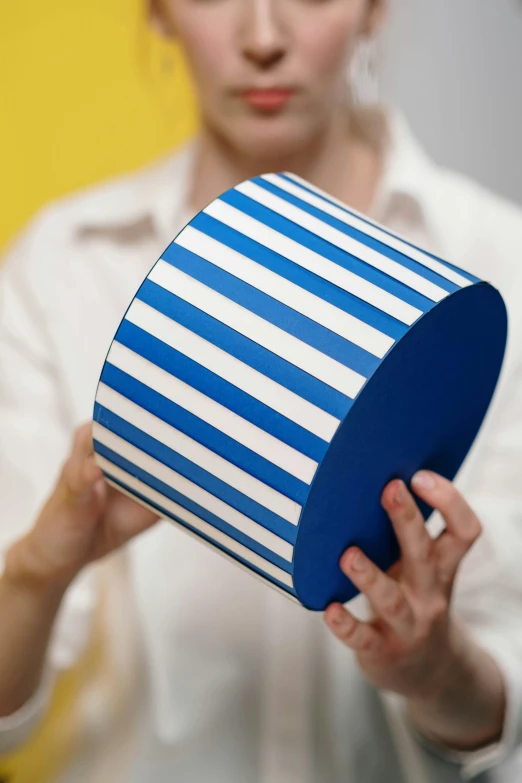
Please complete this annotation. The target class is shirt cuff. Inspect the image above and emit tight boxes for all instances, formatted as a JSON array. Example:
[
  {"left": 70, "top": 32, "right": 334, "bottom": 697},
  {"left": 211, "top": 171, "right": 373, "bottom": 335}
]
[
  {"left": 0, "top": 666, "right": 55, "bottom": 754},
  {"left": 406, "top": 637, "right": 522, "bottom": 779}
]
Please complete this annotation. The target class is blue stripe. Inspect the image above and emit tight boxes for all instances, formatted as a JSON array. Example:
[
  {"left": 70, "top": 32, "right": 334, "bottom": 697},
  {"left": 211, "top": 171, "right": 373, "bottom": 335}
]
[
  {"left": 100, "top": 362, "right": 311, "bottom": 504},
  {"left": 94, "top": 403, "right": 298, "bottom": 543},
  {"left": 101, "top": 471, "right": 297, "bottom": 597},
  {"left": 254, "top": 177, "right": 460, "bottom": 295},
  {"left": 188, "top": 212, "right": 407, "bottom": 342},
  {"left": 220, "top": 189, "right": 435, "bottom": 314},
  {"left": 116, "top": 319, "right": 328, "bottom": 464},
  {"left": 161, "top": 244, "right": 380, "bottom": 378},
  {"left": 137, "top": 278, "right": 351, "bottom": 420},
  {"left": 279, "top": 173, "right": 480, "bottom": 285},
  {"left": 94, "top": 440, "right": 294, "bottom": 574}
]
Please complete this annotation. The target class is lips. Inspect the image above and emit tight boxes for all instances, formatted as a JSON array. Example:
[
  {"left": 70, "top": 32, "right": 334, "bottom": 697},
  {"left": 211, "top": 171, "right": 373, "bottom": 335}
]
[{"left": 240, "top": 88, "right": 295, "bottom": 111}]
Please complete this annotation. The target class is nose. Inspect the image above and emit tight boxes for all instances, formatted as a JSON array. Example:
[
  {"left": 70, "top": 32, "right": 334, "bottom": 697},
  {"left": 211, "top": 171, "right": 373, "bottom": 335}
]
[{"left": 240, "top": 0, "right": 286, "bottom": 70}]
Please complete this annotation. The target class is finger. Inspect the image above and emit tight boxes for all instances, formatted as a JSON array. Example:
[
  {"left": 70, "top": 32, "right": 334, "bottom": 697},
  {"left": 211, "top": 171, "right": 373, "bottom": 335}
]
[
  {"left": 104, "top": 482, "right": 160, "bottom": 542},
  {"left": 73, "top": 422, "right": 95, "bottom": 459},
  {"left": 381, "top": 479, "right": 436, "bottom": 596},
  {"left": 411, "top": 471, "right": 482, "bottom": 585},
  {"left": 110, "top": 492, "right": 159, "bottom": 529},
  {"left": 82, "top": 456, "right": 104, "bottom": 486},
  {"left": 62, "top": 425, "right": 101, "bottom": 503},
  {"left": 324, "top": 603, "right": 381, "bottom": 654},
  {"left": 340, "top": 548, "right": 414, "bottom": 636}
]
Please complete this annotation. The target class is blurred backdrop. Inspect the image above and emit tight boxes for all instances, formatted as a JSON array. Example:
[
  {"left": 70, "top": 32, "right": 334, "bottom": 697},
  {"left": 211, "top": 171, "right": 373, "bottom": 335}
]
[
  {"left": 0, "top": 0, "right": 197, "bottom": 250},
  {"left": 2, "top": 0, "right": 522, "bottom": 251},
  {"left": 381, "top": 0, "right": 522, "bottom": 207},
  {"left": 1, "top": 2, "right": 522, "bottom": 781}
]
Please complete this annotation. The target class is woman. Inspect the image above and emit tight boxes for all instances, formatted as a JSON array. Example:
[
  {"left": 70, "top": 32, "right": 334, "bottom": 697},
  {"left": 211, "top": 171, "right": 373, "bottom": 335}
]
[{"left": 1, "top": 1, "right": 522, "bottom": 781}]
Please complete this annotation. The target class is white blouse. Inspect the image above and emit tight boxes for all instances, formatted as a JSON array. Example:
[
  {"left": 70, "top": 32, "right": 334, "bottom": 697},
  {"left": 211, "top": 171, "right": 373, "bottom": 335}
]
[{"left": 2, "top": 111, "right": 522, "bottom": 783}]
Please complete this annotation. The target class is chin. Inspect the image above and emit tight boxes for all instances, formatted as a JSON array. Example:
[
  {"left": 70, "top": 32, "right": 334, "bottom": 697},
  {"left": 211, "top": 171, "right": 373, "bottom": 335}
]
[{"left": 219, "top": 113, "right": 318, "bottom": 165}]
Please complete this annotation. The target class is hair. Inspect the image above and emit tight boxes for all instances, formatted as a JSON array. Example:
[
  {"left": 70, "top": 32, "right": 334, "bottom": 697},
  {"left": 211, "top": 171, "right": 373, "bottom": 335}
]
[{"left": 136, "top": 3, "right": 198, "bottom": 140}]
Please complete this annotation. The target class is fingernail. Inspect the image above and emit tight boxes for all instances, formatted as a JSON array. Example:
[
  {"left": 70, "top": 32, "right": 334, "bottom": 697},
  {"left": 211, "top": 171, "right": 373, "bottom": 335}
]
[
  {"left": 412, "top": 471, "right": 436, "bottom": 491},
  {"left": 394, "top": 480, "right": 407, "bottom": 504},
  {"left": 350, "top": 550, "right": 366, "bottom": 571}
]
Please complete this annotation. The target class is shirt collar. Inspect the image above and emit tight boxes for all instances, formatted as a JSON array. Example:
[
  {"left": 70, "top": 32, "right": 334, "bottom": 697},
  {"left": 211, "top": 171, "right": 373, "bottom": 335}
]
[
  {"left": 372, "top": 108, "right": 438, "bottom": 227},
  {"left": 378, "top": 109, "right": 434, "bottom": 198},
  {"left": 149, "top": 140, "right": 199, "bottom": 244},
  {"left": 375, "top": 107, "right": 476, "bottom": 262},
  {"left": 74, "top": 139, "right": 198, "bottom": 249}
]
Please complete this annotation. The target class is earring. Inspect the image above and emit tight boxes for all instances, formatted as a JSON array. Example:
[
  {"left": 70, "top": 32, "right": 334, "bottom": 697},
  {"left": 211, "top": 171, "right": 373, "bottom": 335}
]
[{"left": 348, "top": 37, "right": 380, "bottom": 106}]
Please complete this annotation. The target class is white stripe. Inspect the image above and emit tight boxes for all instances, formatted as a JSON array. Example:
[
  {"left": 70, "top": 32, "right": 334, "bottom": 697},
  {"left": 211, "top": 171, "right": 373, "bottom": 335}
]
[
  {"left": 237, "top": 180, "right": 448, "bottom": 303},
  {"left": 100, "top": 466, "right": 294, "bottom": 589},
  {"left": 269, "top": 173, "right": 471, "bottom": 289},
  {"left": 126, "top": 299, "right": 340, "bottom": 442},
  {"left": 149, "top": 260, "right": 366, "bottom": 399},
  {"left": 106, "top": 341, "right": 318, "bottom": 484},
  {"left": 96, "top": 382, "right": 301, "bottom": 524},
  {"left": 204, "top": 200, "right": 421, "bottom": 326},
  {"left": 286, "top": 172, "right": 473, "bottom": 290},
  {"left": 93, "top": 424, "right": 294, "bottom": 561},
  {"left": 177, "top": 226, "right": 394, "bottom": 359}
]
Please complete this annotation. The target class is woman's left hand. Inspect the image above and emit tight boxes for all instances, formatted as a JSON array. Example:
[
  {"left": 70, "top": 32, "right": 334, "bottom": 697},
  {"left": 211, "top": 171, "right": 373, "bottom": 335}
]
[{"left": 324, "top": 470, "right": 483, "bottom": 701}]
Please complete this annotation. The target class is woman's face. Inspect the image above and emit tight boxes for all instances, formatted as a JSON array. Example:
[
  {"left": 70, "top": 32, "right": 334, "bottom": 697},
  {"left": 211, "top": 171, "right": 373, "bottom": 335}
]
[{"left": 152, "top": 0, "right": 384, "bottom": 159}]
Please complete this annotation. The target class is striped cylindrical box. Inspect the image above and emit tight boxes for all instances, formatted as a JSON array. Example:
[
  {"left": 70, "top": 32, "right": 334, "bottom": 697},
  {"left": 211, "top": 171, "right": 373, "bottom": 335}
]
[{"left": 93, "top": 173, "right": 507, "bottom": 610}]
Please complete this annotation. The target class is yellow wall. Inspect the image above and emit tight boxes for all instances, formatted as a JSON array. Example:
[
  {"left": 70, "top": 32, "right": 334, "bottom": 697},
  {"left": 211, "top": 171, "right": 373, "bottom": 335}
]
[{"left": 0, "top": 0, "right": 198, "bottom": 251}]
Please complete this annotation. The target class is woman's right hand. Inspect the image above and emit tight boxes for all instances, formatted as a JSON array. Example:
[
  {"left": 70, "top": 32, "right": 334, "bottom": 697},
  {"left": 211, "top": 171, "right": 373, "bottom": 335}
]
[{"left": 5, "top": 423, "right": 159, "bottom": 589}]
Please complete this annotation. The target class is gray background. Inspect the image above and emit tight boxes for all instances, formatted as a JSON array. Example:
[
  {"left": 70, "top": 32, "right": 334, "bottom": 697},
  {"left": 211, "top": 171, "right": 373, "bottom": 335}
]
[{"left": 381, "top": 0, "right": 522, "bottom": 205}]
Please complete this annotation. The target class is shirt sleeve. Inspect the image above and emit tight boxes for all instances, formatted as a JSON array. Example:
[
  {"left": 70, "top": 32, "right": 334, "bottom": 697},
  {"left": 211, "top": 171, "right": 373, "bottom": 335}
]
[
  {"left": 454, "top": 352, "right": 522, "bottom": 778},
  {"left": 0, "top": 216, "right": 98, "bottom": 750},
  {"left": 405, "top": 351, "right": 522, "bottom": 779}
]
